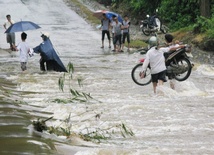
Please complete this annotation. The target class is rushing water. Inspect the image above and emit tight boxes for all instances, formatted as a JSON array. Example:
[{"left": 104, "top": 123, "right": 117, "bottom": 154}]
[{"left": 0, "top": 0, "right": 214, "bottom": 155}]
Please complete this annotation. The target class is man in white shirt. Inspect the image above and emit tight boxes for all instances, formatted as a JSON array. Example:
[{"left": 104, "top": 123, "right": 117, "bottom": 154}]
[
  {"left": 141, "top": 35, "right": 184, "bottom": 93},
  {"left": 14, "top": 32, "right": 30, "bottom": 71},
  {"left": 3, "top": 15, "right": 16, "bottom": 51},
  {"left": 140, "top": 36, "right": 168, "bottom": 93}
]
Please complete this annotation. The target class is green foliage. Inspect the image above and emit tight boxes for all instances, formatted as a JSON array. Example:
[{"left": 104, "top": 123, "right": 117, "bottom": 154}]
[
  {"left": 34, "top": 113, "right": 135, "bottom": 143},
  {"left": 193, "top": 16, "right": 209, "bottom": 33},
  {"left": 58, "top": 73, "right": 65, "bottom": 92},
  {"left": 53, "top": 98, "right": 68, "bottom": 104},
  {"left": 206, "top": 16, "right": 214, "bottom": 38},
  {"left": 120, "top": 123, "right": 134, "bottom": 138},
  {"left": 56, "top": 62, "right": 97, "bottom": 103},
  {"left": 191, "top": 15, "right": 214, "bottom": 39},
  {"left": 104, "top": 0, "right": 213, "bottom": 32},
  {"left": 159, "top": 0, "right": 200, "bottom": 30},
  {"left": 80, "top": 123, "right": 134, "bottom": 143}
]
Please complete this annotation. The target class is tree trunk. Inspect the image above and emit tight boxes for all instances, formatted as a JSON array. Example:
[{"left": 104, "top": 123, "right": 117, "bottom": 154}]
[{"left": 200, "top": 0, "right": 211, "bottom": 18}]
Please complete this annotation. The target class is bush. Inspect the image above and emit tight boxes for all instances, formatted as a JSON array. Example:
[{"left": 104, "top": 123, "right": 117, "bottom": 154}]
[{"left": 193, "top": 16, "right": 209, "bottom": 34}]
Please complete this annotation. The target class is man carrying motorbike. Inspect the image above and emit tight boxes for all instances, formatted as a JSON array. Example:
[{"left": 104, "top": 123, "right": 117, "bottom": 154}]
[
  {"left": 140, "top": 35, "right": 184, "bottom": 93},
  {"left": 140, "top": 36, "right": 167, "bottom": 93}
]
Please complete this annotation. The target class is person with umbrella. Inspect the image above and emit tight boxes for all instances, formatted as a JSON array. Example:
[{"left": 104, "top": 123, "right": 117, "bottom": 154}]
[
  {"left": 101, "top": 13, "right": 111, "bottom": 49},
  {"left": 33, "top": 33, "right": 67, "bottom": 72},
  {"left": 3, "top": 15, "right": 16, "bottom": 51}
]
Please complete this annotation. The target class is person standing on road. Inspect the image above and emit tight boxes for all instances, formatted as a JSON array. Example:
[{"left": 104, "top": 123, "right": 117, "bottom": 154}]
[
  {"left": 122, "top": 15, "right": 131, "bottom": 51},
  {"left": 110, "top": 15, "right": 117, "bottom": 48},
  {"left": 14, "top": 32, "right": 30, "bottom": 72},
  {"left": 3, "top": 14, "right": 16, "bottom": 51},
  {"left": 112, "top": 17, "right": 123, "bottom": 52},
  {"left": 101, "top": 13, "right": 111, "bottom": 49}
]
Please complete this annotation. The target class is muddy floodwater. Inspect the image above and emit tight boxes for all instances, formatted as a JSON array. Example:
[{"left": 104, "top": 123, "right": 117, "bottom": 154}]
[{"left": 0, "top": 0, "right": 214, "bottom": 155}]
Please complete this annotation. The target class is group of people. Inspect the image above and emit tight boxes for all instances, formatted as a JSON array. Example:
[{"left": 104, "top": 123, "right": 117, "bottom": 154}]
[
  {"left": 3, "top": 15, "right": 67, "bottom": 73},
  {"left": 3, "top": 14, "right": 182, "bottom": 93},
  {"left": 100, "top": 13, "right": 130, "bottom": 52},
  {"left": 140, "top": 34, "right": 184, "bottom": 93}
]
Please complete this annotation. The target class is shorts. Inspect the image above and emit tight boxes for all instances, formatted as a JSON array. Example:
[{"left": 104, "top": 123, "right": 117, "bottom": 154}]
[
  {"left": 151, "top": 70, "right": 166, "bottom": 83},
  {"left": 21, "top": 62, "right": 27, "bottom": 71},
  {"left": 113, "top": 34, "right": 122, "bottom": 45},
  {"left": 102, "top": 30, "right": 110, "bottom": 40},
  {"left": 6, "top": 33, "right": 15, "bottom": 44},
  {"left": 122, "top": 32, "right": 130, "bottom": 43}
]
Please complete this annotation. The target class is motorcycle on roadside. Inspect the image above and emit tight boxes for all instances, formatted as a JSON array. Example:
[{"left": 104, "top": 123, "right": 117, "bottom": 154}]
[
  {"left": 131, "top": 45, "right": 193, "bottom": 86},
  {"left": 140, "top": 14, "right": 169, "bottom": 36}
]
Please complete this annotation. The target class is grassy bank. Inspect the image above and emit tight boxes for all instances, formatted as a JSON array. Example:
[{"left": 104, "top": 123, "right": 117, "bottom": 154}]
[{"left": 68, "top": 0, "right": 100, "bottom": 25}]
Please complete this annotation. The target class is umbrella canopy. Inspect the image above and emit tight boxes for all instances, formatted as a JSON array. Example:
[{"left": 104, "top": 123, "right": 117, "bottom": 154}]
[
  {"left": 5, "top": 21, "right": 41, "bottom": 33},
  {"left": 93, "top": 10, "right": 108, "bottom": 20},
  {"left": 105, "top": 11, "right": 123, "bottom": 23},
  {"left": 93, "top": 10, "right": 123, "bottom": 23}
]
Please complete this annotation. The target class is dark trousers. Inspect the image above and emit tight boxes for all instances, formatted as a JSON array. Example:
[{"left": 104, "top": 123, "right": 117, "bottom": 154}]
[
  {"left": 122, "top": 32, "right": 130, "bottom": 43},
  {"left": 102, "top": 30, "right": 110, "bottom": 40},
  {"left": 40, "top": 58, "right": 54, "bottom": 71},
  {"left": 40, "top": 58, "right": 46, "bottom": 71}
]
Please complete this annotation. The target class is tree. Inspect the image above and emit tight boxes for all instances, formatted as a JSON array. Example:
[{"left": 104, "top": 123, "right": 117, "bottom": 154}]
[{"left": 200, "top": 0, "right": 211, "bottom": 17}]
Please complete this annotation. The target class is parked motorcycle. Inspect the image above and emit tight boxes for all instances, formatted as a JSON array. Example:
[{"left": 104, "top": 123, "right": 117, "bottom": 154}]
[
  {"left": 131, "top": 45, "right": 193, "bottom": 86},
  {"left": 140, "top": 14, "right": 168, "bottom": 36}
]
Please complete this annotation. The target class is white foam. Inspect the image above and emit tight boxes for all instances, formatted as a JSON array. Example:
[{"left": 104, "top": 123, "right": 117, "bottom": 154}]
[{"left": 195, "top": 64, "right": 214, "bottom": 76}]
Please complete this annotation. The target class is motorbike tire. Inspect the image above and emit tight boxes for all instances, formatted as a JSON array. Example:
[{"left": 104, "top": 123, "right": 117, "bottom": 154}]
[
  {"left": 131, "top": 63, "right": 152, "bottom": 86},
  {"left": 174, "top": 57, "right": 192, "bottom": 81},
  {"left": 160, "top": 25, "right": 168, "bottom": 34},
  {"left": 142, "top": 26, "right": 150, "bottom": 36},
  {"left": 155, "top": 17, "right": 161, "bottom": 31}
]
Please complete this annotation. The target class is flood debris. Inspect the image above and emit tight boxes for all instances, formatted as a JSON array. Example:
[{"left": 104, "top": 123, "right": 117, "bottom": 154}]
[{"left": 32, "top": 116, "right": 53, "bottom": 132}]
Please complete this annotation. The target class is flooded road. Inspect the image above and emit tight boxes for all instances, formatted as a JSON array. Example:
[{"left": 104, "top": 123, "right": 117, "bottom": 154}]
[{"left": 0, "top": 0, "right": 214, "bottom": 154}]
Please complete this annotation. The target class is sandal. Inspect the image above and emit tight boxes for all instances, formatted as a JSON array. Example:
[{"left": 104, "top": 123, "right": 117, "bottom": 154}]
[{"left": 101, "top": 46, "right": 104, "bottom": 48}]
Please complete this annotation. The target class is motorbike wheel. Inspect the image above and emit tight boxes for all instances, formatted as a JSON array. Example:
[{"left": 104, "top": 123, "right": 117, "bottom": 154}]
[
  {"left": 174, "top": 57, "right": 192, "bottom": 81},
  {"left": 131, "top": 63, "right": 152, "bottom": 86},
  {"left": 142, "top": 26, "right": 150, "bottom": 36},
  {"left": 155, "top": 17, "right": 161, "bottom": 31},
  {"left": 160, "top": 25, "right": 168, "bottom": 34}
]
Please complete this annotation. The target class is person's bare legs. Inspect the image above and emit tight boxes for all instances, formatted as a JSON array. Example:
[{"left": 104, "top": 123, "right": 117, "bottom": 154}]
[
  {"left": 169, "top": 80, "right": 175, "bottom": 89},
  {"left": 153, "top": 80, "right": 164, "bottom": 93},
  {"left": 158, "top": 80, "right": 164, "bottom": 86},
  {"left": 121, "top": 43, "right": 124, "bottom": 50},
  {"left": 152, "top": 82, "right": 157, "bottom": 93},
  {"left": 109, "top": 40, "right": 111, "bottom": 48},
  {"left": 127, "top": 43, "right": 130, "bottom": 51}
]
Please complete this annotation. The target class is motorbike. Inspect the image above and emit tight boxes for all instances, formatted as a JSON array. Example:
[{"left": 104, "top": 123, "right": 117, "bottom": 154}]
[
  {"left": 131, "top": 45, "right": 193, "bottom": 86},
  {"left": 140, "top": 14, "right": 168, "bottom": 36}
]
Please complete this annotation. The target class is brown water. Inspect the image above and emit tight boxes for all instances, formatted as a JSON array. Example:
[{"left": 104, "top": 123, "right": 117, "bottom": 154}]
[{"left": 0, "top": 78, "right": 59, "bottom": 154}]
